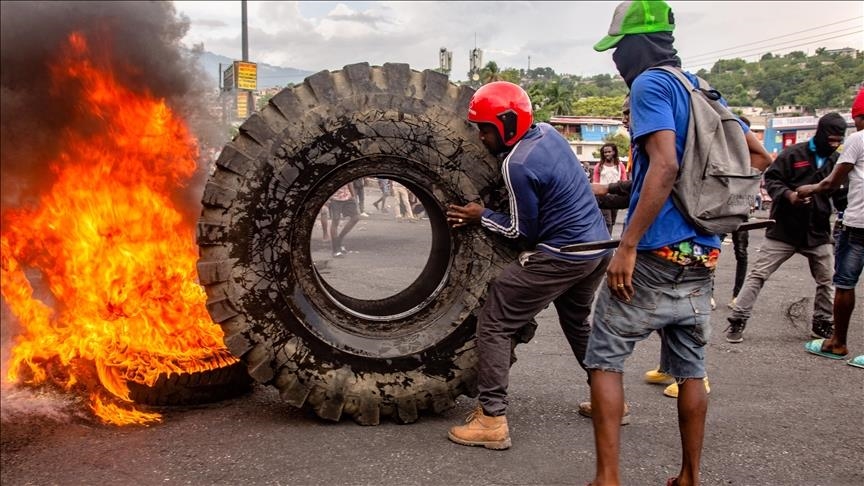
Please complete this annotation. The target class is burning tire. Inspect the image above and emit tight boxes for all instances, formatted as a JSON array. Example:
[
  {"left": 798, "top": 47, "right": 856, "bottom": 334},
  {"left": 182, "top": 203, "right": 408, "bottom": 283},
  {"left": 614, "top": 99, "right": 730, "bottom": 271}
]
[
  {"left": 196, "top": 63, "right": 522, "bottom": 425},
  {"left": 127, "top": 361, "right": 253, "bottom": 407}
]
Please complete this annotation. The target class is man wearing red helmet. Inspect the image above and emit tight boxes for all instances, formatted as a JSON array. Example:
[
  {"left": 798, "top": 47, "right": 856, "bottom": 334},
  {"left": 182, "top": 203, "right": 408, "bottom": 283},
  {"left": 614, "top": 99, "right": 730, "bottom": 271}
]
[
  {"left": 798, "top": 88, "right": 864, "bottom": 369},
  {"left": 446, "top": 81, "right": 612, "bottom": 450}
]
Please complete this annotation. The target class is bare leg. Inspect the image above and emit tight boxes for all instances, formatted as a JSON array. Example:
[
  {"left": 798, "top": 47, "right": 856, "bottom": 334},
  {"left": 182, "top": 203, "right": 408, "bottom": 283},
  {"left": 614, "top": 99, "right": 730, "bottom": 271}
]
[
  {"left": 822, "top": 288, "right": 854, "bottom": 355},
  {"left": 675, "top": 378, "right": 708, "bottom": 486},
  {"left": 319, "top": 211, "right": 330, "bottom": 241},
  {"left": 589, "top": 369, "right": 623, "bottom": 486},
  {"left": 330, "top": 214, "right": 341, "bottom": 253}
]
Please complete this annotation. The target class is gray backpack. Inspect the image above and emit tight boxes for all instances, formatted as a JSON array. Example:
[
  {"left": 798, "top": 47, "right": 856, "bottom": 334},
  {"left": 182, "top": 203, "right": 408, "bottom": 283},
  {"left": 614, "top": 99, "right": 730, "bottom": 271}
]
[{"left": 651, "top": 66, "right": 761, "bottom": 235}]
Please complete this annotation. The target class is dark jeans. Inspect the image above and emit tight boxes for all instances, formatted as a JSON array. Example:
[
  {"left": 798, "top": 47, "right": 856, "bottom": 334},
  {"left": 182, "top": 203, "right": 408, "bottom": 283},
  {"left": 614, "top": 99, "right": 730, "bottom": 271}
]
[
  {"left": 477, "top": 251, "right": 611, "bottom": 416},
  {"left": 601, "top": 209, "right": 618, "bottom": 235}
]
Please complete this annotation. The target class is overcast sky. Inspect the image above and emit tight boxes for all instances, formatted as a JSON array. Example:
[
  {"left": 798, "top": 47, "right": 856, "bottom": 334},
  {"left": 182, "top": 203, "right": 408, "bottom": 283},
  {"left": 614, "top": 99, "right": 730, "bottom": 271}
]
[{"left": 174, "top": 1, "right": 863, "bottom": 81}]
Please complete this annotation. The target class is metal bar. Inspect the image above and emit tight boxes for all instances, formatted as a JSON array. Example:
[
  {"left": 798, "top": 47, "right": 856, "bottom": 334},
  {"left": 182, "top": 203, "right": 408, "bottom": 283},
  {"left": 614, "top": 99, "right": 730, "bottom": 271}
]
[{"left": 560, "top": 219, "right": 775, "bottom": 253}]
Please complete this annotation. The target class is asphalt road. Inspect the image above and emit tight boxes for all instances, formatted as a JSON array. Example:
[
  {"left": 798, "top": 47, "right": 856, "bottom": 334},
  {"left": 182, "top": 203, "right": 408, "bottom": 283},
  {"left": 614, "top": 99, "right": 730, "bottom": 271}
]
[{"left": 2, "top": 194, "right": 863, "bottom": 486}]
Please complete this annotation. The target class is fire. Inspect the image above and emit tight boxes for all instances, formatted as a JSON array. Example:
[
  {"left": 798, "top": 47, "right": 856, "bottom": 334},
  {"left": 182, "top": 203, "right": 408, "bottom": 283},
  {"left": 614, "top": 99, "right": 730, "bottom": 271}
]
[{"left": 0, "top": 32, "right": 236, "bottom": 425}]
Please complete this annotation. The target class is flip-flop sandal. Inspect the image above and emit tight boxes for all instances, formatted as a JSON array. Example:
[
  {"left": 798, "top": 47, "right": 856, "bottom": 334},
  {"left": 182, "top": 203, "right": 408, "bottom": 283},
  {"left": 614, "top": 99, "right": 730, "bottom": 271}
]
[
  {"left": 848, "top": 355, "right": 864, "bottom": 369},
  {"left": 666, "top": 478, "right": 679, "bottom": 486},
  {"left": 804, "top": 339, "right": 847, "bottom": 360}
]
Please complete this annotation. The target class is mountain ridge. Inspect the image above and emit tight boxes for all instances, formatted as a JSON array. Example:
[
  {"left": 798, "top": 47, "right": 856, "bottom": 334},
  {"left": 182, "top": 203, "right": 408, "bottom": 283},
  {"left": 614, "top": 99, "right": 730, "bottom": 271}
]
[{"left": 189, "top": 49, "right": 315, "bottom": 90}]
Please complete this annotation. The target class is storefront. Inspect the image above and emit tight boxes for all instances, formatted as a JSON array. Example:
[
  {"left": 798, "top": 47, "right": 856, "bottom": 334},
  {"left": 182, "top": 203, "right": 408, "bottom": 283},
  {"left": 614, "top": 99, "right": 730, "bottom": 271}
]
[{"left": 764, "top": 114, "right": 855, "bottom": 155}]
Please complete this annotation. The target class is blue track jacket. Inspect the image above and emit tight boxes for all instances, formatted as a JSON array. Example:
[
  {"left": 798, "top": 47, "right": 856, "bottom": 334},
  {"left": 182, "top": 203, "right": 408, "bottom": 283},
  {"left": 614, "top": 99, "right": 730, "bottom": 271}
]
[{"left": 480, "top": 123, "right": 611, "bottom": 261}]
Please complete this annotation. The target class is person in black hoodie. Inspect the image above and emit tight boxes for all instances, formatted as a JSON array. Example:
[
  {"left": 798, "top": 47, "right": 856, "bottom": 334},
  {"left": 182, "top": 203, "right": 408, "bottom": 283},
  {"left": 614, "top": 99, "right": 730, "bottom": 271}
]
[{"left": 726, "top": 112, "right": 848, "bottom": 343}]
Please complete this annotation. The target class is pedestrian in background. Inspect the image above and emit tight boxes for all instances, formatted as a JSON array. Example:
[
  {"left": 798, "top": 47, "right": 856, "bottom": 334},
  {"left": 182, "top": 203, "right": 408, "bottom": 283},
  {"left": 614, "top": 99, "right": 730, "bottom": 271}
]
[
  {"left": 392, "top": 181, "right": 418, "bottom": 222},
  {"left": 797, "top": 89, "right": 864, "bottom": 368},
  {"left": 726, "top": 112, "right": 848, "bottom": 344},
  {"left": 372, "top": 177, "right": 391, "bottom": 213},
  {"left": 328, "top": 183, "right": 360, "bottom": 257},
  {"left": 593, "top": 143, "right": 628, "bottom": 235},
  {"left": 588, "top": 2, "right": 771, "bottom": 485},
  {"left": 352, "top": 177, "right": 369, "bottom": 218},
  {"left": 445, "top": 81, "right": 611, "bottom": 450}
]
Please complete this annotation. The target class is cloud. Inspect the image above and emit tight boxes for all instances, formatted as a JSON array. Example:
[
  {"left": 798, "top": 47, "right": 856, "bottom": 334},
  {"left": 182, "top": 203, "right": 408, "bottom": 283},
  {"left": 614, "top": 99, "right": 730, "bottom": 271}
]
[
  {"left": 325, "top": 3, "right": 394, "bottom": 29},
  {"left": 174, "top": 1, "right": 863, "bottom": 80},
  {"left": 192, "top": 18, "right": 229, "bottom": 28}
]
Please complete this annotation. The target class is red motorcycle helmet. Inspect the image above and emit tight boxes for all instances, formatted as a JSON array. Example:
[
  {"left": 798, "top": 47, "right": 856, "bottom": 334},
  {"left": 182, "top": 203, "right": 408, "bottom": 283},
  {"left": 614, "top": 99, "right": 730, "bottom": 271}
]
[{"left": 467, "top": 81, "right": 533, "bottom": 147}]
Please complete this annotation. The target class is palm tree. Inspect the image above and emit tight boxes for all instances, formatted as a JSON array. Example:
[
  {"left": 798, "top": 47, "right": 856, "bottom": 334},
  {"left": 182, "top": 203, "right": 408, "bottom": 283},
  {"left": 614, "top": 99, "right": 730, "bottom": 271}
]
[
  {"left": 480, "top": 61, "right": 502, "bottom": 84},
  {"left": 544, "top": 81, "right": 574, "bottom": 116}
]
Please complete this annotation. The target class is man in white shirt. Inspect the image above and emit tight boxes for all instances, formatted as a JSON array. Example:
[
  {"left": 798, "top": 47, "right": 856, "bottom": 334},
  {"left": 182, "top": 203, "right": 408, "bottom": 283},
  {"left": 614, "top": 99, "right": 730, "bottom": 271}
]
[{"left": 798, "top": 89, "right": 864, "bottom": 368}]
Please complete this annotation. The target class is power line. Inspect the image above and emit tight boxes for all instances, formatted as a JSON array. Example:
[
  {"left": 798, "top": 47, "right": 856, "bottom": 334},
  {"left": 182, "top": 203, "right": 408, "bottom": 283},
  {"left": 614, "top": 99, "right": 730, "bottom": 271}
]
[
  {"left": 686, "top": 25, "right": 863, "bottom": 63},
  {"left": 685, "top": 17, "right": 862, "bottom": 59},
  {"left": 686, "top": 30, "right": 862, "bottom": 68},
  {"left": 683, "top": 30, "right": 862, "bottom": 71}
]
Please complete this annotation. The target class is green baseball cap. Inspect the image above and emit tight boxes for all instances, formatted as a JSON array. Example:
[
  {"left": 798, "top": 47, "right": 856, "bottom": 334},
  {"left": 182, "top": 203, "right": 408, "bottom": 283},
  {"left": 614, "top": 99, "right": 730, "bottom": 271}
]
[{"left": 594, "top": 0, "right": 675, "bottom": 52}]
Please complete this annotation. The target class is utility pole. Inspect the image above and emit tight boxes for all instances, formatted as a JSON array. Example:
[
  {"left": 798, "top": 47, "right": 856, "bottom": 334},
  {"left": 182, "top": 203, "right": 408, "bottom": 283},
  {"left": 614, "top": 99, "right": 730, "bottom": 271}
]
[
  {"left": 219, "top": 62, "right": 226, "bottom": 126},
  {"left": 241, "top": 0, "right": 252, "bottom": 115},
  {"left": 242, "top": 0, "right": 249, "bottom": 61}
]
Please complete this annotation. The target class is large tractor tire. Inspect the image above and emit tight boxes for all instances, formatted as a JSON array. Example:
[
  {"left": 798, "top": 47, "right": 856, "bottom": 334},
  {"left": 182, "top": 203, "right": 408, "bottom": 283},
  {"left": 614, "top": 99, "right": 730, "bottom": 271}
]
[{"left": 196, "top": 63, "right": 524, "bottom": 425}]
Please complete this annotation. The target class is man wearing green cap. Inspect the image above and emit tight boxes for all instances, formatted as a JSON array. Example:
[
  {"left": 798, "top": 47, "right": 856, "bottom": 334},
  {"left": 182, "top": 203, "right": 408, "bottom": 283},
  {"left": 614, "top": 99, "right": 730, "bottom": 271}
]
[{"left": 585, "top": 2, "right": 771, "bottom": 486}]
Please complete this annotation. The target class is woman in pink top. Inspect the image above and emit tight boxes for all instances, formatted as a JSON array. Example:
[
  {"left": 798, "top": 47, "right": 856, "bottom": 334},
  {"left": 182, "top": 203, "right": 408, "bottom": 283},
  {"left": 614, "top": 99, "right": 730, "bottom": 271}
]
[{"left": 592, "top": 143, "right": 628, "bottom": 234}]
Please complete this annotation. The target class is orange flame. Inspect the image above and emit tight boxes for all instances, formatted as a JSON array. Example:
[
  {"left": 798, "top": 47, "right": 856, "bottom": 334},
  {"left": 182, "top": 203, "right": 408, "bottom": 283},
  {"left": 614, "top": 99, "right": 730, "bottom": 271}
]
[{"left": 1, "top": 32, "right": 236, "bottom": 426}]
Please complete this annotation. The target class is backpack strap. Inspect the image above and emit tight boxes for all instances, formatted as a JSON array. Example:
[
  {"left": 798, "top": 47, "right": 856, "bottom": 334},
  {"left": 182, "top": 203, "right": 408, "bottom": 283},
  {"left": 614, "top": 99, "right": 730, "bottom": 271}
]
[
  {"left": 650, "top": 65, "right": 724, "bottom": 101},
  {"left": 651, "top": 65, "right": 696, "bottom": 92}
]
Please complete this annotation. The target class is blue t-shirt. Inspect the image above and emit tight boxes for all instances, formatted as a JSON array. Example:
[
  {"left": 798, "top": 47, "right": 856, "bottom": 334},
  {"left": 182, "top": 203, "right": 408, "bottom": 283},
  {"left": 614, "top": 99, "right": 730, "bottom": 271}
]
[
  {"left": 628, "top": 69, "right": 749, "bottom": 251},
  {"left": 480, "top": 123, "right": 611, "bottom": 260}
]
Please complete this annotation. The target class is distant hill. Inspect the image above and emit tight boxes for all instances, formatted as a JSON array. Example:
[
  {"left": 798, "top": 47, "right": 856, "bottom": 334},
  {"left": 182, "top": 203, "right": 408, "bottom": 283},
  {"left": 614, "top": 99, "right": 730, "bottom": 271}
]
[{"left": 189, "top": 49, "right": 314, "bottom": 90}]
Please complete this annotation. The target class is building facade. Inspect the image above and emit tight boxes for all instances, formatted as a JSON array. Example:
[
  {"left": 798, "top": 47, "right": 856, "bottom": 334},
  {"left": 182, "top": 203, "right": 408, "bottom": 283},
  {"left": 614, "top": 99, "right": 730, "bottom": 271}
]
[{"left": 548, "top": 116, "right": 626, "bottom": 163}]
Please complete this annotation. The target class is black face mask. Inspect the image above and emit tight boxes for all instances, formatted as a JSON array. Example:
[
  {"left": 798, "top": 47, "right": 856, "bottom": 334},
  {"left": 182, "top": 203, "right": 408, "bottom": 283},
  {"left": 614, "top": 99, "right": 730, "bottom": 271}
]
[
  {"left": 612, "top": 33, "right": 682, "bottom": 87},
  {"left": 812, "top": 112, "right": 847, "bottom": 158}
]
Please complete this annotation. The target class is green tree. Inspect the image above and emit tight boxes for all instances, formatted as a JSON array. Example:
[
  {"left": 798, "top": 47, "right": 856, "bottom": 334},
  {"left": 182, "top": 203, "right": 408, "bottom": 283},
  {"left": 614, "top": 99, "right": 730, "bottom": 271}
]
[
  {"left": 526, "top": 83, "right": 553, "bottom": 122},
  {"left": 544, "top": 81, "right": 574, "bottom": 116},
  {"left": 499, "top": 68, "right": 522, "bottom": 84},
  {"left": 572, "top": 96, "right": 627, "bottom": 117},
  {"left": 594, "top": 73, "right": 615, "bottom": 89},
  {"left": 483, "top": 49, "right": 861, "bottom": 116},
  {"left": 699, "top": 47, "right": 862, "bottom": 112},
  {"left": 480, "top": 61, "right": 502, "bottom": 84},
  {"left": 256, "top": 92, "right": 275, "bottom": 111}
]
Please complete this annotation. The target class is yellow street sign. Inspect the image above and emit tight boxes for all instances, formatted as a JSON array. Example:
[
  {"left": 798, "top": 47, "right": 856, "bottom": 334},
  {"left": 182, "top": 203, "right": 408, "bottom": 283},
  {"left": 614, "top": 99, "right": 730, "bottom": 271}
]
[
  {"left": 235, "top": 61, "right": 257, "bottom": 91},
  {"left": 236, "top": 91, "right": 249, "bottom": 119}
]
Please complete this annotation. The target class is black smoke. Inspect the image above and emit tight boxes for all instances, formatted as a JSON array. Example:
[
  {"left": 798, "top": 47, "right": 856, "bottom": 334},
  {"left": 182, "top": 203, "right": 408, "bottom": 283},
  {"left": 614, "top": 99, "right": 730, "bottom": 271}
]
[{"left": 0, "top": 1, "right": 226, "bottom": 221}]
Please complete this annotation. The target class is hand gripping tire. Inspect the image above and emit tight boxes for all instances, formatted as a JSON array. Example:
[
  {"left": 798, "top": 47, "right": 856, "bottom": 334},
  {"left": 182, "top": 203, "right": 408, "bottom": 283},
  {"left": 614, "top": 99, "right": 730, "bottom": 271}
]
[{"left": 196, "top": 63, "right": 522, "bottom": 425}]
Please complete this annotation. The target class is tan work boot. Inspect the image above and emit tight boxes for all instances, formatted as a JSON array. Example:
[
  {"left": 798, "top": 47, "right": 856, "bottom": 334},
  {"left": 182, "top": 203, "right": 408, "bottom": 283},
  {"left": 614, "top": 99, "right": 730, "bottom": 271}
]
[
  {"left": 644, "top": 367, "right": 675, "bottom": 385},
  {"left": 663, "top": 377, "right": 711, "bottom": 398},
  {"left": 448, "top": 405, "right": 511, "bottom": 450},
  {"left": 578, "top": 401, "right": 631, "bottom": 425}
]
